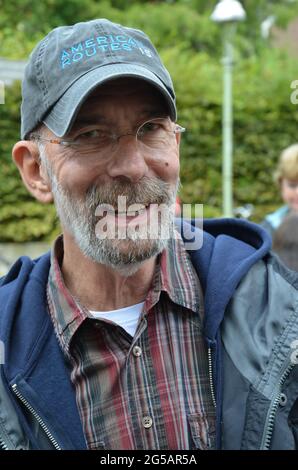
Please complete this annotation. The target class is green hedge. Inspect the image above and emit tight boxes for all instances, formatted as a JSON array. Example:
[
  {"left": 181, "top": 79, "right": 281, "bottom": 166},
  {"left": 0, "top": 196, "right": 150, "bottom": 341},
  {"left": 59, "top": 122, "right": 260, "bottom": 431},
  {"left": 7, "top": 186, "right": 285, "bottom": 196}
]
[{"left": 0, "top": 82, "right": 60, "bottom": 241}]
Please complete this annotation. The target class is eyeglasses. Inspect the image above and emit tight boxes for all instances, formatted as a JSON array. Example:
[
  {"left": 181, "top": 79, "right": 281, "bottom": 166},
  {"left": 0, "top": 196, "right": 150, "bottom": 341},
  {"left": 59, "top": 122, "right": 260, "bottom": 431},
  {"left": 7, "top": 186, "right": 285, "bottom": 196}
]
[{"left": 30, "top": 117, "right": 185, "bottom": 154}]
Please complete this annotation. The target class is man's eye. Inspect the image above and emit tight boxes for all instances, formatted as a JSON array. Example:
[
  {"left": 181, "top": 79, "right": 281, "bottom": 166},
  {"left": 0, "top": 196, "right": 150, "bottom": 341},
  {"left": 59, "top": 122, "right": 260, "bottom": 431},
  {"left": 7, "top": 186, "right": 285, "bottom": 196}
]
[
  {"left": 77, "top": 129, "right": 107, "bottom": 140},
  {"left": 142, "top": 122, "right": 160, "bottom": 132},
  {"left": 144, "top": 122, "right": 161, "bottom": 131}
]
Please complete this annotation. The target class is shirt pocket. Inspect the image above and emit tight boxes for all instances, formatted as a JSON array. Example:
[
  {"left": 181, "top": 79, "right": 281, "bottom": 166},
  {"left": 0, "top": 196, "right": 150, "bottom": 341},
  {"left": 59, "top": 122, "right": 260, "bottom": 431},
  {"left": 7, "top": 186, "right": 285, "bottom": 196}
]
[{"left": 188, "top": 411, "right": 216, "bottom": 450}]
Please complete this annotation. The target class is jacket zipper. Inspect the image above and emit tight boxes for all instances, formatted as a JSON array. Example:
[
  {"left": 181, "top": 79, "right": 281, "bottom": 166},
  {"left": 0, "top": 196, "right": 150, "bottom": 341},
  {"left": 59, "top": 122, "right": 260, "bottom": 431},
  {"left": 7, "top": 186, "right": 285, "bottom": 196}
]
[
  {"left": 261, "top": 363, "right": 294, "bottom": 450},
  {"left": 208, "top": 347, "right": 217, "bottom": 408},
  {"left": 12, "top": 384, "right": 61, "bottom": 450},
  {"left": 0, "top": 438, "right": 9, "bottom": 450}
]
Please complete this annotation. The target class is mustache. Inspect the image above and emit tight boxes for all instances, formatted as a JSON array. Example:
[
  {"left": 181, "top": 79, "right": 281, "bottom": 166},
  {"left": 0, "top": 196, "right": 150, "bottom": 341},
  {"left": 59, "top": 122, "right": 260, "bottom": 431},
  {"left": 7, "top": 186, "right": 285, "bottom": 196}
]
[{"left": 85, "top": 176, "right": 177, "bottom": 209}]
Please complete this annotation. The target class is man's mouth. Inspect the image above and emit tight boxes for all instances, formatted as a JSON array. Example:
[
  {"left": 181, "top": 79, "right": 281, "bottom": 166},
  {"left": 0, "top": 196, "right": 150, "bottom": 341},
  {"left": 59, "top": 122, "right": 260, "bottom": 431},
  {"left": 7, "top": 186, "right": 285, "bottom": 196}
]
[
  {"left": 115, "top": 207, "right": 148, "bottom": 217},
  {"left": 95, "top": 203, "right": 151, "bottom": 222}
]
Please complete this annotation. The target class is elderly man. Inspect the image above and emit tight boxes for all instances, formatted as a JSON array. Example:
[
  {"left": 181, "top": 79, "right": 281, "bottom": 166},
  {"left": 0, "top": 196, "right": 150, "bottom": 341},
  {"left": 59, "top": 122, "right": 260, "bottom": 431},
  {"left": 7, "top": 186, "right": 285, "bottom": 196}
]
[{"left": 0, "top": 19, "right": 298, "bottom": 451}]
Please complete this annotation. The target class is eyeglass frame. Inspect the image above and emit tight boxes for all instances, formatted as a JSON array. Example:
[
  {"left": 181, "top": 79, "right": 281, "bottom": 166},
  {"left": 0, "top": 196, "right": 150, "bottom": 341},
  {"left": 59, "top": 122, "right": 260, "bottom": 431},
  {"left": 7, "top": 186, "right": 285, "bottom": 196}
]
[{"left": 29, "top": 116, "right": 186, "bottom": 151}]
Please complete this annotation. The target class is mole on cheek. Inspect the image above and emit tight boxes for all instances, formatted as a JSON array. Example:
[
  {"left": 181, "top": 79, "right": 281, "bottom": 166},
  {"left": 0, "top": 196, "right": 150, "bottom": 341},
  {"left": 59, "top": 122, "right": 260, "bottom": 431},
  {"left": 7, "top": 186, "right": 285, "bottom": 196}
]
[{"left": 165, "top": 162, "right": 169, "bottom": 167}]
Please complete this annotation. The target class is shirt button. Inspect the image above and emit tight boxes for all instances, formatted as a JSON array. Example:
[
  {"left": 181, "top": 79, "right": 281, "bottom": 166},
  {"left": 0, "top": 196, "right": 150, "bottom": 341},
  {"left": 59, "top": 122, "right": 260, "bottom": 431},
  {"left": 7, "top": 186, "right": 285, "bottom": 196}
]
[
  {"left": 133, "top": 346, "right": 142, "bottom": 357},
  {"left": 142, "top": 416, "right": 153, "bottom": 429}
]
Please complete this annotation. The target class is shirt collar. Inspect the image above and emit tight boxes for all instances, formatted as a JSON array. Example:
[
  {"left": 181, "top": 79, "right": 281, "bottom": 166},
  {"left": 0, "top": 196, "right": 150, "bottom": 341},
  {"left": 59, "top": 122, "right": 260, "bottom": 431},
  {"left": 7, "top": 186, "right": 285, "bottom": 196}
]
[
  {"left": 47, "top": 235, "right": 88, "bottom": 354},
  {"left": 155, "top": 230, "right": 201, "bottom": 312}
]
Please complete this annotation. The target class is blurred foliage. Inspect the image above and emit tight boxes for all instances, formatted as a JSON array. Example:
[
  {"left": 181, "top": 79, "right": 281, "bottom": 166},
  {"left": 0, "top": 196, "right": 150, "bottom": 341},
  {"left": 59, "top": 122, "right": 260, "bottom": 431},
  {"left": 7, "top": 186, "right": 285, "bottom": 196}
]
[
  {"left": 0, "top": 83, "right": 61, "bottom": 241},
  {"left": 1, "top": 0, "right": 298, "bottom": 240},
  {"left": 1, "top": 0, "right": 298, "bottom": 58}
]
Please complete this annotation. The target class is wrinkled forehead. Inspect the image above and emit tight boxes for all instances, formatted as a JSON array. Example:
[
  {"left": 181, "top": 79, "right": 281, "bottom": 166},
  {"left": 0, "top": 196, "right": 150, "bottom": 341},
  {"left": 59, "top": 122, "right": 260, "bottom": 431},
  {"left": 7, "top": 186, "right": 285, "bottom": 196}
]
[{"left": 77, "top": 77, "right": 170, "bottom": 116}]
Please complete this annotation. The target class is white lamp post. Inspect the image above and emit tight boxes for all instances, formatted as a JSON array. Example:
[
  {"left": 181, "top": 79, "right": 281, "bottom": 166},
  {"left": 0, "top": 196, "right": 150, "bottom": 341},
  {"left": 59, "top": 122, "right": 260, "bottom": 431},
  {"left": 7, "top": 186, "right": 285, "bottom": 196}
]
[{"left": 211, "top": 0, "right": 246, "bottom": 217}]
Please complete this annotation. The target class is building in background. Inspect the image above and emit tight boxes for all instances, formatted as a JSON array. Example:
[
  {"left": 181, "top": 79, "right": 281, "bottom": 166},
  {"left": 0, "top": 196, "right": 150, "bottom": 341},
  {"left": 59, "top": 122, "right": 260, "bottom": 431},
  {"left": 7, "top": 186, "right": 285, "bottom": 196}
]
[{"left": 0, "top": 58, "right": 27, "bottom": 85}]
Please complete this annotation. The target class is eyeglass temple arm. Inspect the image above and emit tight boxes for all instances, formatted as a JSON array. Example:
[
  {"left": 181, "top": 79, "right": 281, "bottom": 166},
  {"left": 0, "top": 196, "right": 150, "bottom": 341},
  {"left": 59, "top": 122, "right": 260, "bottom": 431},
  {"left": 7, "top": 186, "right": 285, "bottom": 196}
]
[{"left": 175, "top": 125, "right": 186, "bottom": 134}]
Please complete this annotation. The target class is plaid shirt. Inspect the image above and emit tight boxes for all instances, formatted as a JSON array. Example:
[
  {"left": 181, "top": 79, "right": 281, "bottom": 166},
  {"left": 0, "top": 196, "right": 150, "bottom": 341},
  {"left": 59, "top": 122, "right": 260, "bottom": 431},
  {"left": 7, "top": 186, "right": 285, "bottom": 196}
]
[{"left": 47, "top": 233, "right": 215, "bottom": 450}]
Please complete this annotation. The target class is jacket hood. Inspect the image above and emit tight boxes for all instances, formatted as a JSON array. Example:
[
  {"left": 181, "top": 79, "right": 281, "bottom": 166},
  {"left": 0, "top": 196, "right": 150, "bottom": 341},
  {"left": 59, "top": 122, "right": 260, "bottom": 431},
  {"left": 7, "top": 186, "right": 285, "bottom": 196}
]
[{"left": 174, "top": 218, "right": 271, "bottom": 341}]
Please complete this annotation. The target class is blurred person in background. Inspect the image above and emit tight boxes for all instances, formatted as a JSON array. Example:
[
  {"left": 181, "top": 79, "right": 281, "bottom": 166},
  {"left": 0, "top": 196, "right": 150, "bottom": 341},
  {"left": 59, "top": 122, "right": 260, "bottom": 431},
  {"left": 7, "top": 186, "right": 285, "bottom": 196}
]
[
  {"left": 262, "top": 144, "right": 298, "bottom": 236},
  {"left": 272, "top": 213, "right": 298, "bottom": 271}
]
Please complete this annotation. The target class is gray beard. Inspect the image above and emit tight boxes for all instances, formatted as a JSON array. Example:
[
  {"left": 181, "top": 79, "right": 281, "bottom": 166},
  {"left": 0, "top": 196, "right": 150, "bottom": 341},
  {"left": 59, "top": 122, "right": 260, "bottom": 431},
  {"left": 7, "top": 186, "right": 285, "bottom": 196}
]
[{"left": 48, "top": 170, "right": 178, "bottom": 276}]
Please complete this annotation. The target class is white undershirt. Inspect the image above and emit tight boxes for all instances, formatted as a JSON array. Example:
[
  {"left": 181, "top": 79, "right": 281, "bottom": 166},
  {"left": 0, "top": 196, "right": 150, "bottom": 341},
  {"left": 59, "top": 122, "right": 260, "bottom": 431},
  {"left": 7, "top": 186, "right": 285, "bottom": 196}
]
[{"left": 89, "top": 301, "right": 145, "bottom": 337}]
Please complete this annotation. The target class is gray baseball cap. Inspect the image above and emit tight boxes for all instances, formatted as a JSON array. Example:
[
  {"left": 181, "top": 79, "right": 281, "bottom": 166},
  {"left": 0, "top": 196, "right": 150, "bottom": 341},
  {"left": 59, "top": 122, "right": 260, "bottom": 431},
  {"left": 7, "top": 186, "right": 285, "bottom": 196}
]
[{"left": 21, "top": 18, "right": 177, "bottom": 139}]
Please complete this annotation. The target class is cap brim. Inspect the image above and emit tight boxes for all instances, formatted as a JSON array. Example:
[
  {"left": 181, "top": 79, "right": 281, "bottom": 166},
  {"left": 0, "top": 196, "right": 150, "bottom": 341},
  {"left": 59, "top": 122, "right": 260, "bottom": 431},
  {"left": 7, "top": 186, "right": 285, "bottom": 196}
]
[{"left": 43, "top": 63, "right": 176, "bottom": 137}]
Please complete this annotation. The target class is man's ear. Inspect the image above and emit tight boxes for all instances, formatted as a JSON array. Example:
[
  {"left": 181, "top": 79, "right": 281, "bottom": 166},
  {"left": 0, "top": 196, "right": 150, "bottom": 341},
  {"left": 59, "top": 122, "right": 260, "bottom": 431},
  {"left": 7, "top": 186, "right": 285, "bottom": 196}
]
[
  {"left": 12, "top": 140, "right": 53, "bottom": 203},
  {"left": 175, "top": 131, "right": 181, "bottom": 149}
]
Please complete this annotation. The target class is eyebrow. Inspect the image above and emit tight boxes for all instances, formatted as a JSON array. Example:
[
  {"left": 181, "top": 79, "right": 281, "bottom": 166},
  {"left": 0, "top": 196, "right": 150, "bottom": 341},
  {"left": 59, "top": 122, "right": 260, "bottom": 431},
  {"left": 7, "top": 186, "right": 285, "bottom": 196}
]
[{"left": 72, "top": 116, "right": 107, "bottom": 129}]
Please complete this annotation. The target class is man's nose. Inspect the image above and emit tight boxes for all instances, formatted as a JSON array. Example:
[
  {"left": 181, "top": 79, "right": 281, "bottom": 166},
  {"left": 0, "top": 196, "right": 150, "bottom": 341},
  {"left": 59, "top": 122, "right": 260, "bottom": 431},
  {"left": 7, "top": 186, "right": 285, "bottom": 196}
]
[{"left": 106, "top": 136, "right": 148, "bottom": 182}]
